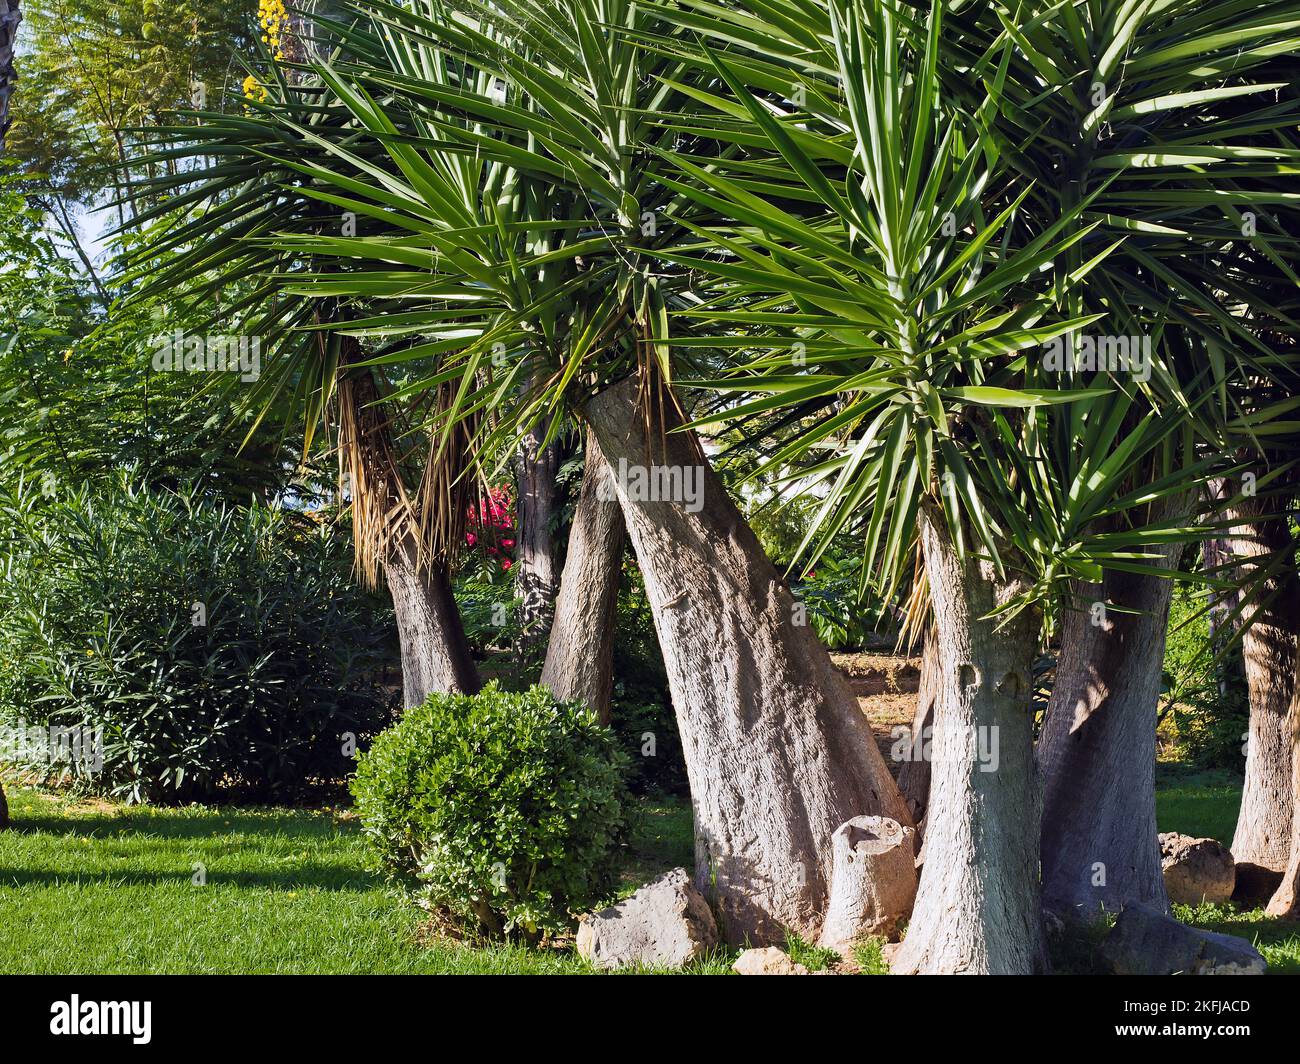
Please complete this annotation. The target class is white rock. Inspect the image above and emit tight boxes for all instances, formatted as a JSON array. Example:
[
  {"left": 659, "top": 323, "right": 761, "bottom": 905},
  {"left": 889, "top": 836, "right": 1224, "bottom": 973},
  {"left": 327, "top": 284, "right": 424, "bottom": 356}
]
[
  {"left": 576, "top": 867, "right": 718, "bottom": 970},
  {"left": 732, "top": 946, "right": 809, "bottom": 975}
]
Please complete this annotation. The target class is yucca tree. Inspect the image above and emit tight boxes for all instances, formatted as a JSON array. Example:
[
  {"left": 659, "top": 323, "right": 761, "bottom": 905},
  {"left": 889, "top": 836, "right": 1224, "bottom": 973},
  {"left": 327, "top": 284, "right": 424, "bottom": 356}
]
[
  {"left": 640, "top": 0, "right": 1300, "bottom": 968},
  {"left": 935, "top": 0, "right": 1300, "bottom": 922},
  {"left": 119, "top": 17, "right": 498, "bottom": 704},
  {"left": 231, "top": 0, "right": 917, "bottom": 941},
  {"left": 649, "top": 0, "right": 1128, "bottom": 972}
]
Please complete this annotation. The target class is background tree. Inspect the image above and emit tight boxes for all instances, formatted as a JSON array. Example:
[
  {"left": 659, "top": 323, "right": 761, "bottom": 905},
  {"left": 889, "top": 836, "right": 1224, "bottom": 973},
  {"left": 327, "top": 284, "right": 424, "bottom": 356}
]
[{"left": 0, "top": 0, "right": 17, "bottom": 829}]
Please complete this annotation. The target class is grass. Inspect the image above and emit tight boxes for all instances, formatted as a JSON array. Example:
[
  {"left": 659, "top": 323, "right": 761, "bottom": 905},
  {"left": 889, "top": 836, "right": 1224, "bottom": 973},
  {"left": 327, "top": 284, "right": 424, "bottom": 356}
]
[
  {"left": 851, "top": 936, "right": 890, "bottom": 974},
  {"left": 1154, "top": 765, "right": 1244, "bottom": 843},
  {"left": 1, "top": 767, "right": 1295, "bottom": 974},
  {"left": 0, "top": 786, "right": 728, "bottom": 974},
  {"left": 1151, "top": 767, "right": 1299, "bottom": 973}
]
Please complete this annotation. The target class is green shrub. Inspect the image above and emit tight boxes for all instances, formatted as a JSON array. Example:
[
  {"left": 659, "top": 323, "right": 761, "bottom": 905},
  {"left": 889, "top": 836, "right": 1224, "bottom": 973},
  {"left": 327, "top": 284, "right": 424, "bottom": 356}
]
[
  {"left": 0, "top": 475, "right": 396, "bottom": 803},
  {"left": 610, "top": 562, "right": 688, "bottom": 795},
  {"left": 350, "top": 682, "right": 631, "bottom": 940},
  {"left": 1161, "top": 584, "right": 1248, "bottom": 769},
  {"left": 793, "top": 555, "right": 877, "bottom": 650}
]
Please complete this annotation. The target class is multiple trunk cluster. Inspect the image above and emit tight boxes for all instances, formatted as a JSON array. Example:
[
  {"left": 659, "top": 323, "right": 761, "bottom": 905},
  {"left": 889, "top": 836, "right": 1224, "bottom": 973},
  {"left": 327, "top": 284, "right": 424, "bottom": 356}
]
[
  {"left": 361, "top": 368, "right": 1300, "bottom": 966},
  {"left": 584, "top": 379, "right": 912, "bottom": 940}
]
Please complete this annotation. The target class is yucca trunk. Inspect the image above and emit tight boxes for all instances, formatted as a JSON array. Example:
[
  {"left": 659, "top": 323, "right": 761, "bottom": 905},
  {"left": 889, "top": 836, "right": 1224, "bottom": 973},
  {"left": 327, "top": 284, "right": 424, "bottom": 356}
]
[
  {"left": 1037, "top": 564, "right": 1179, "bottom": 921},
  {"left": 343, "top": 360, "right": 480, "bottom": 707},
  {"left": 584, "top": 377, "right": 912, "bottom": 943},
  {"left": 896, "top": 631, "right": 939, "bottom": 829},
  {"left": 539, "top": 426, "right": 625, "bottom": 722},
  {"left": 1227, "top": 497, "right": 1299, "bottom": 901},
  {"left": 893, "top": 504, "right": 1043, "bottom": 975},
  {"left": 386, "top": 536, "right": 480, "bottom": 707},
  {"left": 0, "top": 1, "right": 16, "bottom": 153},
  {"left": 515, "top": 416, "right": 564, "bottom": 644},
  {"left": 1266, "top": 676, "right": 1300, "bottom": 917}
]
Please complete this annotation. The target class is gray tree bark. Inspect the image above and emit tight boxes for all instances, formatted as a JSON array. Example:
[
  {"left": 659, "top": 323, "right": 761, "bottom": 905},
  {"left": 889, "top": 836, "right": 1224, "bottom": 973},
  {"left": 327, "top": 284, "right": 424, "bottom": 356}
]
[
  {"left": 1037, "top": 562, "right": 1180, "bottom": 922},
  {"left": 583, "top": 377, "right": 912, "bottom": 944},
  {"left": 539, "top": 427, "right": 625, "bottom": 723},
  {"left": 344, "top": 361, "right": 480, "bottom": 707},
  {"left": 385, "top": 535, "right": 480, "bottom": 707},
  {"left": 0, "top": 2, "right": 17, "bottom": 153},
  {"left": 1266, "top": 674, "right": 1300, "bottom": 917},
  {"left": 1226, "top": 496, "right": 1298, "bottom": 901},
  {"left": 515, "top": 420, "right": 563, "bottom": 644},
  {"left": 892, "top": 504, "right": 1043, "bottom": 975},
  {"left": 896, "top": 630, "right": 939, "bottom": 828},
  {"left": 817, "top": 816, "right": 918, "bottom": 952},
  {"left": 0, "top": 0, "right": 18, "bottom": 827}
]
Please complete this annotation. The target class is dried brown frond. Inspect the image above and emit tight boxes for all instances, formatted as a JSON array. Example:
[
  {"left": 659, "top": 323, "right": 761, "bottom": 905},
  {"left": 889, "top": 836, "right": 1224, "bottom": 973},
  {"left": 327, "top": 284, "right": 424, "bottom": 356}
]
[
  {"left": 896, "top": 545, "right": 931, "bottom": 654},
  {"left": 336, "top": 343, "right": 486, "bottom": 590},
  {"left": 635, "top": 317, "right": 703, "bottom": 465}
]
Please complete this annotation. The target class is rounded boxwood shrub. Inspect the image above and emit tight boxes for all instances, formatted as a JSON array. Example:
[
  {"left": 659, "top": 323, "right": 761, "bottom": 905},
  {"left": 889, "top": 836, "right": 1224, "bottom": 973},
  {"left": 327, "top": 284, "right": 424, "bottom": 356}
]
[{"left": 351, "top": 682, "right": 631, "bottom": 940}]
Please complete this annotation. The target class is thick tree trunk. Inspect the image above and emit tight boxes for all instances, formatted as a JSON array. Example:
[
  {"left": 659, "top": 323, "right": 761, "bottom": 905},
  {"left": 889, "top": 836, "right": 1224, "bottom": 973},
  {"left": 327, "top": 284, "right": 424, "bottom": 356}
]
[
  {"left": 583, "top": 378, "right": 911, "bottom": 944},
  {"left": 539, "top": 427, "right": 625, "bottom": 723},
  {"left": 1227, "top": 498, "right": 1299, "bottom": 901},
  {"left": 0, "top": 2, "right": 18, "bottom": 152},
  {"left": 1203, "top": 478, "right": 1242, "bottom": 702},
  {"left": 1037, "top": 563, "right": 1179, "bottom": 922},
  {"left": 1266, "top": 677, "right": 1300, "bottom": 917},
  {"left": 384, "top": 536, "right": 480, "bottom": 707},
  {"left": 892, "top": 504, "right": 1043, "bottom": 975},
  {"left": 342, "top": 357, "right": 481, "bottom": 707},
  {"left": 515, "top": 419, "right": 564, "bottom": 643},
  {"left": 896, "top": 630, "right": 939, "bottom": 828},
  {"left": 0, "top": 0, "right": 17, "bottom": 825}
]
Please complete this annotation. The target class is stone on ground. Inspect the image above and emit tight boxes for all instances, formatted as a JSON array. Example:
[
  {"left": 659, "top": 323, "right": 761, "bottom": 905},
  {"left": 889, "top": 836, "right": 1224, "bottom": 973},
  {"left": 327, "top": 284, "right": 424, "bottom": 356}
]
[
  {"left": 1100, "top": 903, "right": 1266, "bottom": 975},
  {"left": 732, "top": 946, "right": 809, "bottom": 975},
  {"left": 1159, "top": 832, "right": 1235, "bottom": 906},
  {"left": 576, "top": 867, "right": 717, "bottom": 970}
]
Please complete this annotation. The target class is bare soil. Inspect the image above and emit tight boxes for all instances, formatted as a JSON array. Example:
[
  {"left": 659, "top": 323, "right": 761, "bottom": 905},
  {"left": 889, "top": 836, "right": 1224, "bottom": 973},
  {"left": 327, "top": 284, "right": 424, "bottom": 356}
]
[{"left": 831, "top": 651, "right": 920, "bottom": 776}]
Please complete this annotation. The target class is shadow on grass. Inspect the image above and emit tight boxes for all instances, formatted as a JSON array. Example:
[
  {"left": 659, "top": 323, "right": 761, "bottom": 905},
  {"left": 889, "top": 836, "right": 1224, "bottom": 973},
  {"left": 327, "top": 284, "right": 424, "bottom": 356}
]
[
  {"left": 8, "top": 809, "right": 350, "bottom": 843},
  {"left": 0, "top": 865, "right": 372, "bottom": 891}
]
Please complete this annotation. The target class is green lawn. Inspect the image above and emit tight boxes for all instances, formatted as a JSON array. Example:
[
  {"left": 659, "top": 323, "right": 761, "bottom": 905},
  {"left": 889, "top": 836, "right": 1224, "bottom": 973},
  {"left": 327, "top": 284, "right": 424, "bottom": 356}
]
[
  {"left": 1155, "top": 765, "right": 1246, "bottom": 844},
  {"left": 0, "top": 786, "right": 727, "bottom": 974},
  {"left": 1153, "top": 766, "right": 1300, "bottom": 974},
  {"left": 0, "top": 772, "right": 1295, "bottom": 974}
]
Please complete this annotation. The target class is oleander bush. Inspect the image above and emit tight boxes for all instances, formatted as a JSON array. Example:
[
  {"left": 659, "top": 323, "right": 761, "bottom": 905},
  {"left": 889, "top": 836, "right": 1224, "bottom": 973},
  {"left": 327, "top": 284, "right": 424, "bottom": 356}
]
[{"left": 0, "top": 475, "right": 396, "bottom": 803}]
